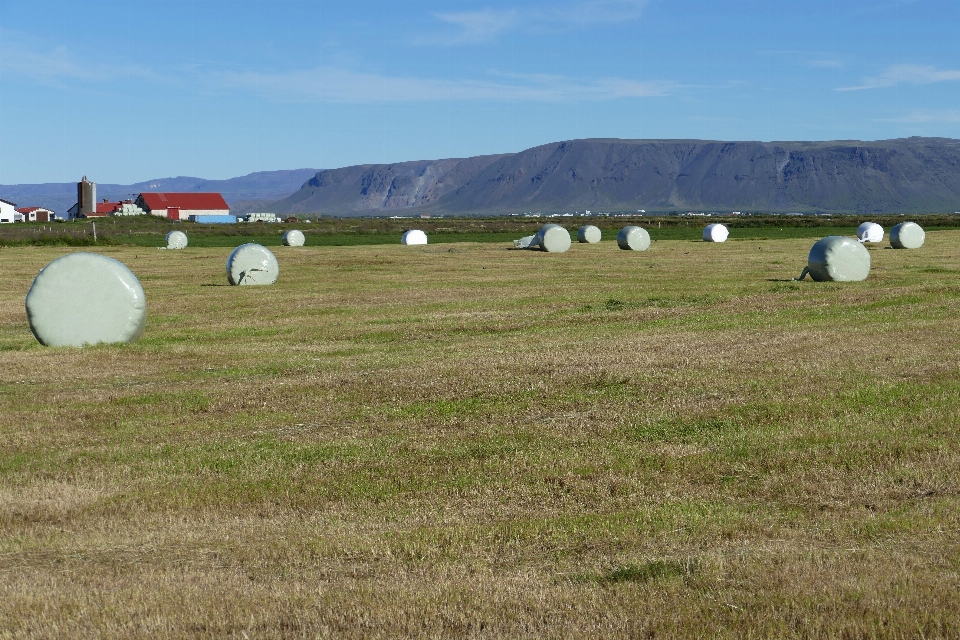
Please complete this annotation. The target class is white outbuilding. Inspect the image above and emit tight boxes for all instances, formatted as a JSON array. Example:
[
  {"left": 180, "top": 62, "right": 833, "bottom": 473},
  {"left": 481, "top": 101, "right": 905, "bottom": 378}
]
[
  {"left": 401, "top": 229, "right": 428, "bottom": 245},
  {"left": 703, "top": 223, "right": 729, "bottom": 242},
  {"left": 856, "top": 222, "right": 884, "bottom": 243},
  {"left": 0, "top": 198, "right": 17, "bottom": 224}
]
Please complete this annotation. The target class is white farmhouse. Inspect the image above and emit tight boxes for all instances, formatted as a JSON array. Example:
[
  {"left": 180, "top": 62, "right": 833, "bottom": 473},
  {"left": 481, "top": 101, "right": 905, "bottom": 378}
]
[{"left": 0, "top": 198, "right": 17, "bottom": 224}]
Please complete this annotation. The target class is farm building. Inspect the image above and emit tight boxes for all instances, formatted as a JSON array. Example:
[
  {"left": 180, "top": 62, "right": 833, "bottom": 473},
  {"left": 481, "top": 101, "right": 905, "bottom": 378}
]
[
  {"left": 16, "top": 207, "right": 56, "bottom": 222},
  {"left": 136, "top": 192, "right": 230, "bottom": 221},
  {"left": 1, "top": 198, "right": 18, "bottom": 223}
]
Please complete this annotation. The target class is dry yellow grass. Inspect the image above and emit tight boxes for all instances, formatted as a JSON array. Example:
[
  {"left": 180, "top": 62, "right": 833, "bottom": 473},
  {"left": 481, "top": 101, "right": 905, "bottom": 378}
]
[{"left": 2, "top": 232, "right": 960, "bottom": 638}]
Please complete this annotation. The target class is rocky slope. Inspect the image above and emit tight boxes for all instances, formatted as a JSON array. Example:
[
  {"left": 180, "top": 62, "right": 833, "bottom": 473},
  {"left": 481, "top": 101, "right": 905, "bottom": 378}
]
[{"left": 269, "top": 138, "right": 960, "bottom": 215}]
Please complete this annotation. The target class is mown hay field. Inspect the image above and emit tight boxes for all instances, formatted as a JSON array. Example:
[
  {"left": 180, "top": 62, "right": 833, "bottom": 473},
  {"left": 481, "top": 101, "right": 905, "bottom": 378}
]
[{"left": 2, "top": 232, "right": 960, "bottom": 638}]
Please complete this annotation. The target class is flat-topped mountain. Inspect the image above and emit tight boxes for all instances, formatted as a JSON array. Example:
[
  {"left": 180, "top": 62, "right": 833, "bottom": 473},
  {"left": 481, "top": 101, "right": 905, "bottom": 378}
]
[{"left": 269, "top": 138, "right": 960, "bottom": 215}]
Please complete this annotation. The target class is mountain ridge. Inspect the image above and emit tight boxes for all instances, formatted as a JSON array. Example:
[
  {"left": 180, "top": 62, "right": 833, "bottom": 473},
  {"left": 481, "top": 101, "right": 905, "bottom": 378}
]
[{"left": 267, "top": 137, "right": 960, "bottom": 215}]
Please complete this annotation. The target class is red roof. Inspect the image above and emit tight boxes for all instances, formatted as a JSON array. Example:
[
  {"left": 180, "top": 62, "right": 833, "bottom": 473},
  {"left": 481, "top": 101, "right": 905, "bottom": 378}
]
[
  {"left": 96, "top": 201, "right": 122, "bottom": 214},
  {"left": 17, "top": 206, "right": 45, "bottom": 213},
  {"left": 138, "top": 192, "right": 229, "bottom": 211}
]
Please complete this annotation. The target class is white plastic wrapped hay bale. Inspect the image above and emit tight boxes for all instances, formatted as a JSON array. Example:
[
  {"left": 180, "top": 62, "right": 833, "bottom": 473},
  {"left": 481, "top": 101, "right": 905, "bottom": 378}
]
[
  {"left": 616, "top": 225, "right": 651, "bottom": 251},
  {"left": 401, "top": 229, "right": 428, "bottom": 245},
  {"left": 534, "top": 224, "right": 571, "bottom": 253},
  {"left": 227, "top": 243, "right": 280, "bottom": 286},
  {"left": 890, "top": 221, "right": 925, "bottom": 249},
  {"left": 25, "top": 253, "right": 147, "bottom": 347},
  {"left": 577, "top": 225, "right": 601, "bottom": 243},
  {"left": 282, "top": 230, "right": 305, "bottom": 247},
  {"left": 703, "top": 223, "right": 729, "bottom": 242},
  {"left": 857, "top": 222, "right": 884, "bottom": 243},
  {"left": 166, "top": 230, "right": 188, "bottom": 249},
  {"left": 802, "top": 236, "right": 871, "bottom": 282}
]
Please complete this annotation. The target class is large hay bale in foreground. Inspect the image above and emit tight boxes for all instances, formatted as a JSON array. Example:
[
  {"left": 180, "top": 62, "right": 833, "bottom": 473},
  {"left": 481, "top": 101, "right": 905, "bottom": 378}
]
[
  {"left": 890, "top": 222, "right": 925, "bottom": 249},
  {"left": 577, "top": 225, "right": 602, "bottom": 243},
  {"left": 227, "top": 243, "right": 280, "bottom": 286},
  {"left": 25, "top": 253, "right": 147, "bottom": 347},
  {"left": 401, "top": 230, "right": 428, "bottom": 245},
  {"left": 703, "top": 223, "right": 729, "bottom": 243},
  {"left": 857, "top": 222, "right": 884, "bottom": 243},
  {"left": 166, "top": 230, "right": 188, "bottom": 249},
  {"left": 282, "top": 230, "right": 305, "bottom": 247},
  {"left": 617, "top": 225, "right": 651, "bottom": 251},
  {"left": 534, "top": 224, "right": 571, "bottom": 253},
  {"left": 805, "top": 236, "right": 871, "bottom": 282}
]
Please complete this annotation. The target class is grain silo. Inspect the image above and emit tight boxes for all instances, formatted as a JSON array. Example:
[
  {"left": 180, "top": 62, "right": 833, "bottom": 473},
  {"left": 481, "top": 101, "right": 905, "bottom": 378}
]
[
  {"left": 890, "top": 222, "right": 925, "bottom": 249},
  {"left": 617, "top": 225, "right": 651, "bottom": 251},
  {"left": 703, "top": 223, "right": 729, "bottom": 242},
  {"left": 25, "top": 253, "right": 147, "bottom": 346}
]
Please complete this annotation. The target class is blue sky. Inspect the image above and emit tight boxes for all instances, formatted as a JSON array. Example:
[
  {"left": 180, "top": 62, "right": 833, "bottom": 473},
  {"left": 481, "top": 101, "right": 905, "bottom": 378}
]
[{"left": 1, "top": 0, "right": 958, "bottom": 184}]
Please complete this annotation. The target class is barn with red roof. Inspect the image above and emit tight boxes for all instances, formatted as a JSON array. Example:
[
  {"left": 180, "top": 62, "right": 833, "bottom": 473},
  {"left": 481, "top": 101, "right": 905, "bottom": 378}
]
[{"left": 136, "top": 192, "right": 230, "bottom": 221}]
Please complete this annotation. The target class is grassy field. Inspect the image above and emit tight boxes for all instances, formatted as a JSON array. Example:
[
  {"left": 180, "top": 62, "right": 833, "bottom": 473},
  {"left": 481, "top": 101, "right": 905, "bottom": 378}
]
[{"left": 2, "top": 231, "right": 960, "bottom": 637}]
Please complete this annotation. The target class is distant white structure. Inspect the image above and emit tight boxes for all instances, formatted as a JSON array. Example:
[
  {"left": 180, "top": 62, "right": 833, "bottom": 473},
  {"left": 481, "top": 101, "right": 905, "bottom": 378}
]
[
  {"left": 244, "top": 212, "right": 279, "bottom": 223},
  {"left": 401, "top": 229, "right": 428, "bottom": 245},
  {"left": 0, "top": 198, "right": 17, "bottom": 224},
  {"left": 857, "top": 222, "right": 884, "bottom": 243},
  {"left": 703, "top": 223, "right": 729, "bottom": 242}
]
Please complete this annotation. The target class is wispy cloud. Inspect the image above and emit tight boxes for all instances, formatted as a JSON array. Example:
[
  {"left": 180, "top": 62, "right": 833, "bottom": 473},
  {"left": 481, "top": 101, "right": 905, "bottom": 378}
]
[
  {"left": 874, "top": 109, "right": 960, "bottom": 124},
  {"left": 216, "top": 67, "right": 676, "bottom": 103},
  {"left": 429, "top": 0, "right": 647, "bottom": 44},
  {"left": 838, "top": 64, "right": 960, "bottom": 91},
  {"left": 0, "top": 31, "right": 163, "bottom": 87}
]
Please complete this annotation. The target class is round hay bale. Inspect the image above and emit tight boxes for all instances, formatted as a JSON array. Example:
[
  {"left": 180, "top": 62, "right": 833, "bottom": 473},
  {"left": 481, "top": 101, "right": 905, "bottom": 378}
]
[
  {"left": 25, "top": 253, "right": 147, "bottom": 347},
  {"left": 166, "top": 230, "right": 188, "bottom": 249},
  {"left": 616, "top": 225, "right": 651, "bottom": 251},
  {"left": 703, "top": 223, "right": 729, "bottom": 243},
  {"left": 401, "top": 229, "right": 428, "bottom": 245},
  {"left": 227, "top": 243, "right": 280, "bottom": 286},
  {"left": 577, "top": 225, "right": 602, "bottom": 243},
  {"left": 857, "top": 222, "right": 884, "bottom": 243},
  {"left": 890, "top": 221, "right": 925, "bottom": 249},
  {"left": 282, "top": 230, "right": 305, "bottom": 247},
  {"left": 535, "top": 224, "right": 571, "bottom": 253},
  {"left": 806, "top": 236, "right": 871, "bottom": 282}
]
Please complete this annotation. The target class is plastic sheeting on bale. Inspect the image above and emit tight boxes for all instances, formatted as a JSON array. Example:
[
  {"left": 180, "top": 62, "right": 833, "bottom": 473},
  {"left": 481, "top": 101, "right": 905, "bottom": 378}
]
[
  {"left": 890, "top": 222, "right": 925, "bottom": 249},
  {"left": 513, "top": 235, "right": 536, "bottom": 249},
  {"left": 857, "top": 222, "right": 884, "bottom": 243},
  {"left": 25, "top": 253, "right": 147, "bottom": 347},
  {"left": 166, "top": 230, "right": 188, "bottom": 249},
  {"left": 577, "top": 225, "right": 602, "bottom": 243},
  {"left": 534, "top": 224, "right": 571, "bottom": 253},
  {"left": 799, "top": 236, "right": 871, "bottom": 282},
  {"left": 227, "top": 243, "right": 280, "bottom": 286},
  {"left": 401, "top": 229, "right": 428, "bottom": 245},
  {"left": 703, "top": 223, "right": 729, "bottom": 243},
  {"left": 617, "top": 225, "right": 651, "bottom": 251},
  {"left": 283, "top": 230, "right": 305, "bottom": 247}
]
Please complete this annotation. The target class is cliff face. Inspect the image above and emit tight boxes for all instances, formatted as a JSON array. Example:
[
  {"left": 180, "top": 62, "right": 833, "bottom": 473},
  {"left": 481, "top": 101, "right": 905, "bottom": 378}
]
[{"left": 270, "top": 138, "right": 960, "bottom": 215}]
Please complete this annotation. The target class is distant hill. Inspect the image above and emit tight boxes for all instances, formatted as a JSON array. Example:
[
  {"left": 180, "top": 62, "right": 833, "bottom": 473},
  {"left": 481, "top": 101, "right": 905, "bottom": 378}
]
[
  {"left": 0, "top": 169, "right": 319, "bottom": 217},
  {"left": 267, "top": 138, "right": 960, "bottom": 215}
]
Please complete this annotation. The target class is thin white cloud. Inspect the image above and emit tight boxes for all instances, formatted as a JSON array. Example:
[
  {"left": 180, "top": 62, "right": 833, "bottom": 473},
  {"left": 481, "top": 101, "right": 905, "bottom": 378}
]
[
  {"left": 429, "top": 0, "right": 647, "bottom": 44},
  {"left": 874, "top": 109, "right": 960, "bottom": 124},
  {"left": 838, "top": 64, "right": 960, "bottom": 91},
  {"left": 216, "top": 67, "right": 676, "bottom": 103},
  {"left": 0, "top": 31, "right": 163, "bottom": 85}
]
